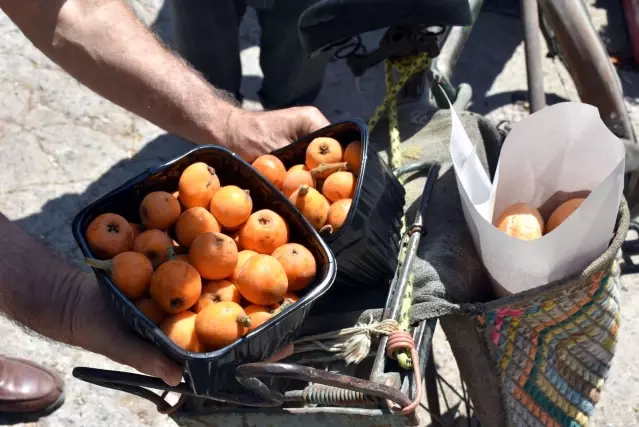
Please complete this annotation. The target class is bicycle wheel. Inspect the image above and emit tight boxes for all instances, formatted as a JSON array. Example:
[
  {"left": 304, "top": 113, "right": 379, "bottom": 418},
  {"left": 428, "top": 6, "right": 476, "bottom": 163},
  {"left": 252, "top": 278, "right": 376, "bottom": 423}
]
[
  {"left": 538, "top": 0, "right": 635, "bottom": 142},
  {"left": 537, "top": 0, "right": 639, "bottom": 205}
]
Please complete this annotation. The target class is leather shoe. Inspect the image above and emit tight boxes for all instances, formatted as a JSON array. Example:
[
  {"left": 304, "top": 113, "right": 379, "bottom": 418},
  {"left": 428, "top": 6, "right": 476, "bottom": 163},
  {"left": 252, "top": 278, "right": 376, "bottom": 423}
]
[{"left": 0, "top": 355, "right": 64, "bottom": 423}]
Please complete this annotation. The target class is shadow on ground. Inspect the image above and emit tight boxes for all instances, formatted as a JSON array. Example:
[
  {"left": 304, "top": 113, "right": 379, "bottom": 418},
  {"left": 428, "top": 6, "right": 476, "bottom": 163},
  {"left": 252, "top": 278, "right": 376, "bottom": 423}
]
[{"left": 14, "top": 134, "right": 196, "bottom": 268}]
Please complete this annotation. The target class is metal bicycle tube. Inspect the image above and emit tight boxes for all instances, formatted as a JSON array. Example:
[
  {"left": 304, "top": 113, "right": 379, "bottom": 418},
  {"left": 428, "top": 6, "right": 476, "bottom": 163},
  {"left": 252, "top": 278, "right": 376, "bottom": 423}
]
[
  {"left": 538, "top": 0, "right": 635, "bottom": 141},
  {"left": 431, "top": 0, "right": 484, "bottom": 84},
  {"left": 521, "top": 0, "right": 546, "bottom": 112},
  {"left": 370, "top": 164, "right": 440, "bottom": 384}
]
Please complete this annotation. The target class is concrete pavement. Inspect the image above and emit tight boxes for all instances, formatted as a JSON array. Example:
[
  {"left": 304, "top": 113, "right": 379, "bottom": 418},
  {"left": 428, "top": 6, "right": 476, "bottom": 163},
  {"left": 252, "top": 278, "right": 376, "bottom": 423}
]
[{"left": 0, "top": 0, "right": 638, "bottom": 426}]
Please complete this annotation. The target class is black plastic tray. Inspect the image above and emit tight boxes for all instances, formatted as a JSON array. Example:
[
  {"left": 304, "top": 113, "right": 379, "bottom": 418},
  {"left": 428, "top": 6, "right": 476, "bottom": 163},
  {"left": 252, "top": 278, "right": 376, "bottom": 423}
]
[
  {"left": 72, "top": 145, "right": 337, "bottom": 397},
  {"left": 271, "top": 120, "right": 405, "bottom": 290}
]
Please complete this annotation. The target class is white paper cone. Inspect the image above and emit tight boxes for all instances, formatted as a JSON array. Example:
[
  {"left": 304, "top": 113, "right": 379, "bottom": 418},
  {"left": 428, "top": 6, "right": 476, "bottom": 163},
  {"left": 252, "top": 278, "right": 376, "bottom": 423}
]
[{"left": 449, "top": 102, "right": 625, "bottom": 294}]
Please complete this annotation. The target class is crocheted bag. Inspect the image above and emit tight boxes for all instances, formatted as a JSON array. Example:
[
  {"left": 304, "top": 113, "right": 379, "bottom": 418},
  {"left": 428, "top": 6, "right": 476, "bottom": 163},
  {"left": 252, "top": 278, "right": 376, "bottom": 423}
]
[
  {"left": 441, "top": 199, "right": 628, "bottom": 427},
  {"left": 307, "top": 110, "right": 627, "bottom": 427}
]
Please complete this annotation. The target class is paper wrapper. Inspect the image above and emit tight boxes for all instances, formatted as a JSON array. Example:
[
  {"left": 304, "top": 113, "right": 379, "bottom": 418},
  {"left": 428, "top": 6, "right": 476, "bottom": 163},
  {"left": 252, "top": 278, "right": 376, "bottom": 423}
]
[{"left": 449, "top": 102, "right": 625, "bottom": 295}]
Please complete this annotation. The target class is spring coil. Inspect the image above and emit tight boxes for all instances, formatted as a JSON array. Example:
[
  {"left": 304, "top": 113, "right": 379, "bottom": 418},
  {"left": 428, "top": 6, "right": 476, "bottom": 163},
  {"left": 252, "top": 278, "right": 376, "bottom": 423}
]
[
  {"left": 385, "top": 330, "right": 422, "bottom": 415},
  {"left": 386, "top": 331, "right": 416, "bottom": 359},
  {"left": 302, "top": 384, "right": 376, "bottom": 406}
]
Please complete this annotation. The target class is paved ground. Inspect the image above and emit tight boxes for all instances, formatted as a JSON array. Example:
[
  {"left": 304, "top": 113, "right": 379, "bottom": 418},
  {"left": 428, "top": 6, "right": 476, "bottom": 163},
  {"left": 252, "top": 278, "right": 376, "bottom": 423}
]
[{"left": 1, "top": 0, "right": 638, "bottom": 426}]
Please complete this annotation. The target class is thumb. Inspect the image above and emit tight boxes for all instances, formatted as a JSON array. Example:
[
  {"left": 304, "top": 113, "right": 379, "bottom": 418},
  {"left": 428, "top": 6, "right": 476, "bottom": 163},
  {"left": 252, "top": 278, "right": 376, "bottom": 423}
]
[
  {"left": 68, "top": 274, "right": 184, "bottom": 386},
  {"left": 288, "top": 106, "right": 330, "bottom": 137}
]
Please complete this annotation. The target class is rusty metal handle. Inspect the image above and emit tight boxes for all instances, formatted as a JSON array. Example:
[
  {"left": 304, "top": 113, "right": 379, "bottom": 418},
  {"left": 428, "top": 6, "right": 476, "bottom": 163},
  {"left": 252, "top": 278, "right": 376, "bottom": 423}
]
[
  {"left": 235, "top": 362, "right": 413, "bottom": 409},
  {"left": 72, "top": 367, "right": 276, "bottom": 408}
]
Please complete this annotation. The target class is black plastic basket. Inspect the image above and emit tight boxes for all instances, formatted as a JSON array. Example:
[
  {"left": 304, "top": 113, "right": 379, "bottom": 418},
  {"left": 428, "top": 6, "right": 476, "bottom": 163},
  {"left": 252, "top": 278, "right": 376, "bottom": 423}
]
[
  {"left": 271, "top": 120, "right": 405, "bottom": 290},
  {"left": 71, "top": 145, "right": 337, "bottom": 397}
]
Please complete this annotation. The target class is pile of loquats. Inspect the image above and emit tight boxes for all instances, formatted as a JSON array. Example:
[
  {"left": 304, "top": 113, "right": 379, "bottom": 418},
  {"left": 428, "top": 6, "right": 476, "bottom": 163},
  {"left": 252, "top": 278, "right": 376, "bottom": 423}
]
[
  {"left": 84, "top": 165, "right": 317, "bottom": 354},
  {"left": 494, "top": 197, "right": 586, "bottom": 240},
  {"left": 253, "top": 137, "right": 362, "bottom": 233},
  {"left": 83, "top": 136, "right": 363, "bottom": 355}
]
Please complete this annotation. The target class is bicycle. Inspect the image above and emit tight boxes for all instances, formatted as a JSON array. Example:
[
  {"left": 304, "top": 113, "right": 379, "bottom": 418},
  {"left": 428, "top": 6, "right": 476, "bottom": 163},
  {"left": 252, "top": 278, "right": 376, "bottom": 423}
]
[
  {"left": 71, "top": 1, "right": 639, "bottom": 426},
  {"left": 300, "top": 0, "right": 638, "bottom": 199},
  {"left": 293, "top": 0, "right": 638, "bottom": 424}
]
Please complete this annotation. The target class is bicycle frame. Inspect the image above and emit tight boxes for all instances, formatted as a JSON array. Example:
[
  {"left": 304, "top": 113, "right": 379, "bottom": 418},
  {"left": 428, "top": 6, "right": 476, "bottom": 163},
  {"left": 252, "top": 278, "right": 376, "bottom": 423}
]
[{"left": 428, "top": 0, "right": 484, "bottom": 109}]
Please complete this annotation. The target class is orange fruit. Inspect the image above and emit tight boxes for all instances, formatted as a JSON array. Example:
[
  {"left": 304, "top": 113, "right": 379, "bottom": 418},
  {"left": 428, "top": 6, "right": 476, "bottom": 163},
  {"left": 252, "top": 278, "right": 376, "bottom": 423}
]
[
  {"left": 244, "top": 305, "right": 276, "bottom": 332},
  {"left": 86, "top": 213, "right": 134, "bottom": 259},
  {"left": 322, "top": 171, "right": 355, "bottom": 203},
  {"left": 326, "top": 199, "right": 351, "bottom": 233},
  {"left": 232, "top": 249, "right": 259, "bottom": 282},
  {"left": 281, "top": 169, "right": 314, "bottom": 198},
  {"left": 175, "top": 207, "right": 221, "bottom": 248},
  {"left": 86, "top": 251, "right": 153, "bottom": 299},
  {"left": 193, "top": 280, "right": 242, "bottom": 313},
  {"left": 494, "top": 203, "right": 544, "bottom": 241},
  {"left": 194, "top": 301, "right": 250, "bottom": 350},
  {"left": 272, "top": 243, "right": 316, "bottom": 291},
  {"left": 288, "top": 164, "right": 308, "bottom": 173},
  {"left": 135, "top": 296, "right": 168, "bottom": 325},
  {"left": 288, "top": 185, "right": 329, "bottom": 231},
  {"left": 178, "top": 162, "right": 220, "bottom": 209},
  {"left": 238, "top": 209, "right": 289, "bottom": 254},
  {"left": 150, "top": 260, "right": 202, "bottom": 313},
  {"left": 133, "top": 229, "right": 175, "bottom": 268},
  {"left": 344, "top": 140, "right": 362, "bottom": 174},
  {"left": 160, "top": 311, "right": 203, "bottom": 352},
  {"left": 546, "top": 198, "right": 585, "bottom": 234},
  {"left": 130, "top": 223, "right": 143, "bottom": 242},
  {"left": 139, "top": 191, "right": 182, "bottom": 230},
  {"left": 305, "top": 137, "right": 344, "bottom": 178},
  {"left": 236, "top": 254, "right": 288, "bottom": 306},
  {"left": 252, "top": 155, "right": 287, "bottom": 190},
  {"left": 189, "top": 232, "right": 238, "bottom": 280},
  {"left": 209, "top": 186, "right": 253, "bottom": 229}
]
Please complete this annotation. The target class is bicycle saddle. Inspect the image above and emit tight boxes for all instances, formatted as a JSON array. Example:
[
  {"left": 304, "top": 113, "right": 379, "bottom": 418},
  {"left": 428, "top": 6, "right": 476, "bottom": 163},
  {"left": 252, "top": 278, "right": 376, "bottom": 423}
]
[{"left": 298, "top": 0, "right": 473, "bottom": 57}]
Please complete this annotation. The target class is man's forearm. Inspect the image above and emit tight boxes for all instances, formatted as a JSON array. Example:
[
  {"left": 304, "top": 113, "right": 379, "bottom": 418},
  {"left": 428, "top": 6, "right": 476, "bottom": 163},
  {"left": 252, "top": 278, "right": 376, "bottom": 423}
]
[
  {"left": 0, "top": 213, "right": 80, "bottom": 343},
  {"left": 1, "top": 0, "right": 237, "bottom": 148}
]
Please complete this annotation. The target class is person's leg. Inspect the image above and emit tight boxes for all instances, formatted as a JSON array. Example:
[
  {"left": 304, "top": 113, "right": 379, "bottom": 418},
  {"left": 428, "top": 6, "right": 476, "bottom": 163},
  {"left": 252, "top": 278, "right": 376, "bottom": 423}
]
[
  {"left": 255, "top": 0, "right": 331, "bottom": 109},
  {"left": 0, "top": 355, "right": 64, "bottom": 423},
  {"left": 169, "top": 0, "right": 247, "bottom": 103}
]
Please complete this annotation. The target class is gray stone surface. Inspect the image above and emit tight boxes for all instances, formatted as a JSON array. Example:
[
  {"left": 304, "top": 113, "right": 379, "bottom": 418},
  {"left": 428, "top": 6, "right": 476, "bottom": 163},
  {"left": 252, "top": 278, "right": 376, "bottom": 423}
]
[{"left": 0, "top": 1, "right": 638, "bottom": 426}]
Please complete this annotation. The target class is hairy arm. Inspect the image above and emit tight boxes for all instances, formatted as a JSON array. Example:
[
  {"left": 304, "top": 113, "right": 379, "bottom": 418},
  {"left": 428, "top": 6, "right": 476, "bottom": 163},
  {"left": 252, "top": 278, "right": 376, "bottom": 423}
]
[
  {"left": 0, "top": 213, "right": 79, "bottom": 342},
  {"left": 0, "top": 0, "right": 327, "bottom": 383},
  {"left": 0, "top": 211, "right": 183, "bottom": 384},
  {"left": 0, "top": 0, "right": 238, "bottom": 149}
]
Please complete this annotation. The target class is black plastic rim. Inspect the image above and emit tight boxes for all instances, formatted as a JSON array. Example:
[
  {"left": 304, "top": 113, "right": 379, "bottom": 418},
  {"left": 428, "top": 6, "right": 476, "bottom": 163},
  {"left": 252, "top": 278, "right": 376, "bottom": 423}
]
[
  {"left": 270, "top": 118, "right": 368, "bottom": 244},
  {"left": 71, "top": 144, "right": 337, "bottom": 362}
]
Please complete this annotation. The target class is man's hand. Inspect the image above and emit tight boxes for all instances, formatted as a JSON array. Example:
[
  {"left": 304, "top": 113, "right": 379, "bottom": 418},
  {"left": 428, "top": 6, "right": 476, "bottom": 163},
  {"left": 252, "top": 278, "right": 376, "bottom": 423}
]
[
  {"left": 0, "top": 213, "right": 183, "bottom": 386},
  {"left": 228, "top": 107, "right": 331, "bottom": 161},
  {"left": 65, "top": 271, "right": 183, "bottom": 386},
  {"left": 0, "top": 0, "right": 330, "bottom": 161}
]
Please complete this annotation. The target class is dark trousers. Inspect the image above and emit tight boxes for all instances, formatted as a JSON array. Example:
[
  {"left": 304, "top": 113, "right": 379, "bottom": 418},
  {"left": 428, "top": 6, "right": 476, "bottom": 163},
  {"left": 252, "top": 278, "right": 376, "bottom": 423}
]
[{"left": 169, "top": 0, "right": 330, "bottom": 109}]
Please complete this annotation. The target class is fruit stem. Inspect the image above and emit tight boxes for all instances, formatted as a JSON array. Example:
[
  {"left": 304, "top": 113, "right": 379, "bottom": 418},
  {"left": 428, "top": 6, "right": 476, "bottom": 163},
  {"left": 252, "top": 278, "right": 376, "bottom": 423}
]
[
  {"left": 84, "top": 257, "right": 112, "bottom": 271},
  {"left": 273, "top": 298, "right": 295, "bottom": 315},
  {"left": 298, "top": 185, "right": 310, "bottom": 196},
  {"left": 207, "top": 166, "right": 216, "bottom": 176},
  {"left": 237, "top": 315, "right": 252, "bottom": 328},
  {"left": 310, "top": 162, "right": 349, "bottom": 177},
  {"left": 320, "top": 224, "right": 334, "bottom": 234}
]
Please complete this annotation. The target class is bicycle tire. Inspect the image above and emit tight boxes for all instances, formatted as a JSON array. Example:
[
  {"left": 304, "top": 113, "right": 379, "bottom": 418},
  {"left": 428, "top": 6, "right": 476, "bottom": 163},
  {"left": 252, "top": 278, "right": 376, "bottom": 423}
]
[
  {"left": 538, "top": 0, "right": 635, "bottom": 141},
  {"left": 538, "top": 0, "right": 639, "bottom": 203}
]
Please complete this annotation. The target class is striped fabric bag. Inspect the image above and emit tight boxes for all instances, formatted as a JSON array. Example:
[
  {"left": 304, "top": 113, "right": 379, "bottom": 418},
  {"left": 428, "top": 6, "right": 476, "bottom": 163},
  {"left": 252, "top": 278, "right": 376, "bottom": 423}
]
[{"left": 441, "top": 199, "right": 628, "bottom": 427}]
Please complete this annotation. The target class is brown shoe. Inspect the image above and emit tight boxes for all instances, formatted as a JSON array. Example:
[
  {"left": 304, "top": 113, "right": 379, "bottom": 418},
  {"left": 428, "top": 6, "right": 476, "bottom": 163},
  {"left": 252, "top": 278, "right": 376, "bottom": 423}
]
[{"left": 0, "top": 355, "right": 65, "bottom": 424}]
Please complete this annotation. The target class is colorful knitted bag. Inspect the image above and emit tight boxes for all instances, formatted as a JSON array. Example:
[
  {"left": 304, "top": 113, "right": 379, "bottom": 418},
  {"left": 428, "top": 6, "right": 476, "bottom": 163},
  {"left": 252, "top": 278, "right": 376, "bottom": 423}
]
[{"left": 440, "top": 199, "right": 628, "bottom": 427}]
